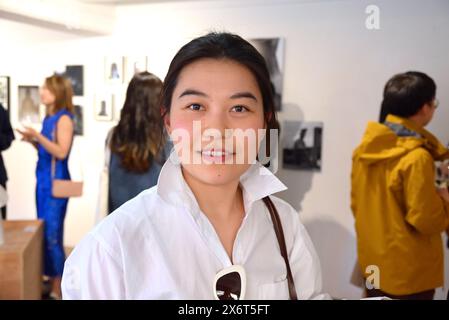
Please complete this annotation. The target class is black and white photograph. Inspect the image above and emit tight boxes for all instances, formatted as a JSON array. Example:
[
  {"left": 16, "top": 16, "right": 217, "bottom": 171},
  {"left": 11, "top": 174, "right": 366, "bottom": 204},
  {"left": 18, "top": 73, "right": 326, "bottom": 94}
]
[
  {"left": 249, "top": 38, "right": 285, "bottom": 111},
  {"left": 65, "top": 65, "right": 84, "bottom": 96},
  {"left": 18, "top": 85, "right": 41, "bottom": 124},
  {"left": 105, "top": 56, "right": 124, "bottom": 84},
  {"left": 0, "top": 76, "right": 10, "bottom": 113},
  {"left": 73, "top": 104, "right": 84, "bottom": 136},
  {"left": 94, "top": 93, "right": 114, "bottom": 121},
  {"left": 125, "top": 56, "right": 147, "bottom": 81},
  {"left": 282, "top": 121, "right": 323, "bottom": 171}
]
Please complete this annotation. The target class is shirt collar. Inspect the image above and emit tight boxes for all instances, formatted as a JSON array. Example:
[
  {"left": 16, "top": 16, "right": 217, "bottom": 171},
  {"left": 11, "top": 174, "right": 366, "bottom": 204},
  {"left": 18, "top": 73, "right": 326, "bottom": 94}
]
[
  {"left": 386, "top": 114, "right": 449, "bottom": 160},
  {"left": 156, "top": 152, "right": 287, "bottom": 214}
]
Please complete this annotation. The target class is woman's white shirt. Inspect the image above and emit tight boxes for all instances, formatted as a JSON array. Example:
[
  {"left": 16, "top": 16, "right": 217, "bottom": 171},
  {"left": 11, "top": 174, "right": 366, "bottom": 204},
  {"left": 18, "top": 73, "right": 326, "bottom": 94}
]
[{"left": 62, "top": 157, "right": 329, "bottom": 300}]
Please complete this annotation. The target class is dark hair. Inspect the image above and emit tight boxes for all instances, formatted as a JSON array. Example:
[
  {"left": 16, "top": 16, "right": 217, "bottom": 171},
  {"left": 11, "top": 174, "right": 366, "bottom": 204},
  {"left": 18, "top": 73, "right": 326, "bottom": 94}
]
[
  {"left": 160, "top": 32, "right": 279, "bottom": 156},
  {"left": 111, "top": 71, "right": 164, "bottom": 172},
  {"left": 379, "top": 71, "right": 436, "bottom": 122}
]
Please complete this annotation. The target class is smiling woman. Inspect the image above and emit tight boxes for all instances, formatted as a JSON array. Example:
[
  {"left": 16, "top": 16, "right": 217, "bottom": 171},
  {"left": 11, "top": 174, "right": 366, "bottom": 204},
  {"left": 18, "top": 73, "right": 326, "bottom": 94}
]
[{"left": 61, "top": 32, "right": 329, "bottom": 300}]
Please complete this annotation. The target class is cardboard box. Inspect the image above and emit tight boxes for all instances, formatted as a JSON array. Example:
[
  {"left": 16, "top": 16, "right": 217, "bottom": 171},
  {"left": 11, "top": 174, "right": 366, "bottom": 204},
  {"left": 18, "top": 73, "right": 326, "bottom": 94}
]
[{"left": 0, "top": 220, "right": 43, "bottom": 300}]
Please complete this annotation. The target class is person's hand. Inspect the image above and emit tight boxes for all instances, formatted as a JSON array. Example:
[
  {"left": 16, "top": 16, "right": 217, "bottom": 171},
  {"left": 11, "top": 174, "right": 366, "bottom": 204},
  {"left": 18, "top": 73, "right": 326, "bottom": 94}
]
[
  {"left": 437, "top": 186, "right": 449, "bottom": 202},
  {"left": 16, "top": 127, "right": 38, "bottom": 143}
]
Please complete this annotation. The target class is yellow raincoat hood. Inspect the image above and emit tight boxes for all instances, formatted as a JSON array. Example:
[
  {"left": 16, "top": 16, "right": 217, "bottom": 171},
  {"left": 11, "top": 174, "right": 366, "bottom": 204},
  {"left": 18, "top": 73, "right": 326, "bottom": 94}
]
[{"left": 355, "top": 115, "right": 449, "bottom": 165}]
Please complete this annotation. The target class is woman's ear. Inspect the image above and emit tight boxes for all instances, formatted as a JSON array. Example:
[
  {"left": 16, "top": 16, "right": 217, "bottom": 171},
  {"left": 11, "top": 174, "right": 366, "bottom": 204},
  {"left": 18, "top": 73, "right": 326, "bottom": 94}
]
[
  {"left": 164, "top": 115, "right": 172, "bottom": 135},
  {"left": 161, "top": 107, "right": 171, "bottom": 134}
]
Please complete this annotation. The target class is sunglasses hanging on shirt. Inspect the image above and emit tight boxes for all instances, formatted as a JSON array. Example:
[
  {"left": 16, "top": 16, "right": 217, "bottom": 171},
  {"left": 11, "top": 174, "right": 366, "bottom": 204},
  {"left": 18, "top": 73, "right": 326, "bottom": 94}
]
[
  {"left": 213, "top": 196, "right": 298, "bottom": 300},
  {"left": 213, "top": 265, "right": 246, "bottom": 300}
]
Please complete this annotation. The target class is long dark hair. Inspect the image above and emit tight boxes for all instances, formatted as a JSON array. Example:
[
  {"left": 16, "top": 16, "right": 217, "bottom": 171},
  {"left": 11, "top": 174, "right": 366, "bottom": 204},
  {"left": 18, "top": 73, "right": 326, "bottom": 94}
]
[
  {"left": 160, "top": 32, "right": 279, "bottom": 156},
  {"left": 379, "top": 71, "right": 436, "bottom": 123},
  {"left": 111, "top": 71, "right": 164, "bottom": 172}
]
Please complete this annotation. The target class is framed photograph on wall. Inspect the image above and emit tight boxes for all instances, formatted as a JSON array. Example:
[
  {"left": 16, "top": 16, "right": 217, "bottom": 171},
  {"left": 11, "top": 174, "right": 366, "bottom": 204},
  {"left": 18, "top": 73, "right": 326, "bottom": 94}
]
[
  {"left": 65, "top": 65, "right": 84, "bottom": 96},
  {"left": 104, "top": 57, "right": 124, "bottom": 84},
  {"left": 282, "top": 121, "right": 323, "bottom": 171},
  {"left": 94, "top": 92, "right": 114, "bottom": 122},
  {"left": 18, "top": 85, "right": 41, "bottom": 124},
  {"left": 0, "top": 76, "right": 10, "bottom": 114},
  {"left": 124, "top": 56, "right": 148, "bottom": 81},
  {"left": 73, "top": 104, "right": 84, "bottom": 135},
  {"left": 248, "top": 38, "right": 285, "bottom": 111}
]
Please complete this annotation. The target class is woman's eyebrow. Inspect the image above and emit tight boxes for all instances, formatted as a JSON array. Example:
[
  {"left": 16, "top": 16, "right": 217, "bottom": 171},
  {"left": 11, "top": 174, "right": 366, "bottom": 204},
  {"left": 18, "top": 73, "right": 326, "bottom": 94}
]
[
  {"left": 178, "top": 89, "right": 208, "bottom": 99},
  {"left": 230, "top": 92, "right": 258, "bottom": 101},
  {"left": 178, "top": 89, "right": 258, "bottom": 101}
]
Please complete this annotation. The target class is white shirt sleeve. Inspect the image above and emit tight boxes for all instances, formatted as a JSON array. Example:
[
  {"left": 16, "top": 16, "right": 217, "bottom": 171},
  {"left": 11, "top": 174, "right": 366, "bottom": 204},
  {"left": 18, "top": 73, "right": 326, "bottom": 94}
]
[{"left": 62, "top": 233, "right": 125, "bottom": 300}]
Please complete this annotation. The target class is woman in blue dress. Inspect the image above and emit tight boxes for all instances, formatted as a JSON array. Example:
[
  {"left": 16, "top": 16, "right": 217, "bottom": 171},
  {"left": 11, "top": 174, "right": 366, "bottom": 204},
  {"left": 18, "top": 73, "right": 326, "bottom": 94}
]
[{"left": 18, "top": 74, "right": 75, "bottom": 299}]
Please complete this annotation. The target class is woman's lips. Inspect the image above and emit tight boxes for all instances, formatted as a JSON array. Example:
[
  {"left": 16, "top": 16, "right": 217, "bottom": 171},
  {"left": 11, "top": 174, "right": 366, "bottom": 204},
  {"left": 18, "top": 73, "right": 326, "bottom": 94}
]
[{"left": 198, "top": 149, "right": 235, "bottom": 163}]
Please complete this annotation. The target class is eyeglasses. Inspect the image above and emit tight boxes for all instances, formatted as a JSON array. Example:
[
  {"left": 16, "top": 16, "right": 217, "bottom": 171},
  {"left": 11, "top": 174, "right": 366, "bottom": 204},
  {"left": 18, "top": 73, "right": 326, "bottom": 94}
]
[{"left": 213, "top": 265, "right": 246, "bottom": 300}]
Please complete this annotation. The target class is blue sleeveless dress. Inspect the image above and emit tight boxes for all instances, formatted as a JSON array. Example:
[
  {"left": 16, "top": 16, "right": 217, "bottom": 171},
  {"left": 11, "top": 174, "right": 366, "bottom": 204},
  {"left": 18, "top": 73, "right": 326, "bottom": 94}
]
[{"left": 36, "top": 108, "right": 73, "bottom": 277}]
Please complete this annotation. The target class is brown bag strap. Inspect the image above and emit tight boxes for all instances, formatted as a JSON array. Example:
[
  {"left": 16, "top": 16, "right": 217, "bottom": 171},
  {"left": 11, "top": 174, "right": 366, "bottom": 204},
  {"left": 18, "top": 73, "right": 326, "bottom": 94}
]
[{"left": 262, "top": 196, "right": 298, "bottom": 300}]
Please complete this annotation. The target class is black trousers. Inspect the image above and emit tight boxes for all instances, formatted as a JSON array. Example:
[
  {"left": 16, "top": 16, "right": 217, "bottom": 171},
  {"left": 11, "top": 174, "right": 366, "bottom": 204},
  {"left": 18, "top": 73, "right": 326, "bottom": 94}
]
[{"left": 366, "top": 288, "right": 435, "bottom": 300}]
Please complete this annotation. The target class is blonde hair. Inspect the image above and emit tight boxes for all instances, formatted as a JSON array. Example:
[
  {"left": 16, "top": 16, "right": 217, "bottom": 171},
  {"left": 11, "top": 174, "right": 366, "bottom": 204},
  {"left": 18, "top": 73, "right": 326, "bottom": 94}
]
[{"left": 44, "top": 74, "right": 74, "bottom": 114}]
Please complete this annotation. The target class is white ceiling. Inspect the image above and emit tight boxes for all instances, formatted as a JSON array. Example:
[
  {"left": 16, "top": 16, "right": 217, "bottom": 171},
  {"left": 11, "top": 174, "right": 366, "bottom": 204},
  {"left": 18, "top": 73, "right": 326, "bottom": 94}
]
[
  {"left": 78, "top": 0, "right": 339, "bottom": 5},
  {"left": 78, "top": 0, "right": 214, "bottom": 4}
]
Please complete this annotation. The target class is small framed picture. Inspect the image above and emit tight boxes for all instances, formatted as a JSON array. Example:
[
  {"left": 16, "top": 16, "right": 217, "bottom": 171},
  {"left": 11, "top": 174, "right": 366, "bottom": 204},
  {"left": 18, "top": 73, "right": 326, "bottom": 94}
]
[
  {"left": 124, "top": 56, "right": 148, "bottom": 81},
  {"left": 248, "top": 38, "right": 285, "bottom": 111},
  {"left": 73, "top": 104, "right": 84, "bottom": 135},
  {"left": 282, "top": 121, "right": 323, "bottom": 171},
  {"left": 65, "top": 65, "right": 84, "bottom": 96},
  {"left": 18, "top": 85, "right": 41, "bottom": 124},
  {"left": 104, "top": 57, "right": 124, "bottom": 84},
  {"left": 0, "top": 76, "right": 10, "bottom": 114},
  {"left": 94, "top": 93, "right": 114, "bottom": 122}
]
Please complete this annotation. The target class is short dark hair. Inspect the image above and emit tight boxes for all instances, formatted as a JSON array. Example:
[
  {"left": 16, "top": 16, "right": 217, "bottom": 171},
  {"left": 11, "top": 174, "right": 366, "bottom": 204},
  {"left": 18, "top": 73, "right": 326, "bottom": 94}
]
[
  {"left": 379, "top": 71, "right": 436, "bottom": 122},
  {"left": 160, "top": 32, "right": 279, "bottom": 147}
]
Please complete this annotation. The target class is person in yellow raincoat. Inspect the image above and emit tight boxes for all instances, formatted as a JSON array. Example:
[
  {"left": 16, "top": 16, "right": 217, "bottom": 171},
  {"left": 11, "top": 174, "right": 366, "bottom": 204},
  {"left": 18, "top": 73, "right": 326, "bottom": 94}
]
[{"left": 351, "top": 71, "right": 449, "bottom": 300}]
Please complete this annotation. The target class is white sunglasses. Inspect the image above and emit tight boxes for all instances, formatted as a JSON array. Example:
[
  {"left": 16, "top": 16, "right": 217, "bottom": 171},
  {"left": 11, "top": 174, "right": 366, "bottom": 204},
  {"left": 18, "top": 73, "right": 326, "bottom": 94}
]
[{"left": 213, "top": 265, "right": 247, "bottom": 300}]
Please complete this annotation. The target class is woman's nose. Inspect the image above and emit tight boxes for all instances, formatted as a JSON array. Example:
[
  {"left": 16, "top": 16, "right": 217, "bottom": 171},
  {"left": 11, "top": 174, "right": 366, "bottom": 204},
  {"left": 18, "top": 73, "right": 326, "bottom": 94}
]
[{"left": 202, "top": 109, "right": 229, "bottom": 139}]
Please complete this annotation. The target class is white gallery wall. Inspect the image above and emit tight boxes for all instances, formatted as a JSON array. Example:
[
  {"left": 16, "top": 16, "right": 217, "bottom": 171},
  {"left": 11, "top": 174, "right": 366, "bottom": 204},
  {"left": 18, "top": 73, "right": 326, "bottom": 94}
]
[{"left": 1, "top": 0, "right": 448, "bottom": 299}]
